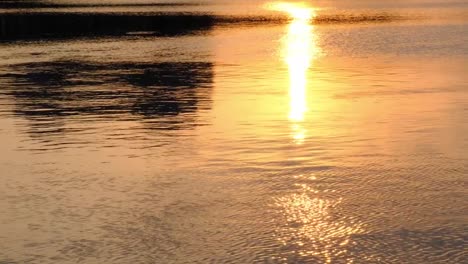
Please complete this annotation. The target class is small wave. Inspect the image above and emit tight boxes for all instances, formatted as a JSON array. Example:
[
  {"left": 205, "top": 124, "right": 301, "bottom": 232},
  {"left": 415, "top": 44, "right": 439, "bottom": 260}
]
[
  {"left": 217, "top": 12, "right": 406, "bottom": 26},
  {"left": 313, "top": 13, "right": 406, "bottom": 24}
]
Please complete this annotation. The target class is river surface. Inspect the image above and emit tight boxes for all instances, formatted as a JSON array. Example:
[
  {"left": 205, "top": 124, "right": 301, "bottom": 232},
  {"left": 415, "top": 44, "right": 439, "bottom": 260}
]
[{"left": 0, "top": 0, "right": 467, "bottom": 263}]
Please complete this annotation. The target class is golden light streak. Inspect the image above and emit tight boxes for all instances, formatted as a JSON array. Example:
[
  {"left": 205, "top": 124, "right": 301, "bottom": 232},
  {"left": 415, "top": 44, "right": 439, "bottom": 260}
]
[
  {"left": 268, "top": 2, "right": 318, "bottom": 143},
  {"left": 286, "top": 18, "right": 312, "bottom": 123}
]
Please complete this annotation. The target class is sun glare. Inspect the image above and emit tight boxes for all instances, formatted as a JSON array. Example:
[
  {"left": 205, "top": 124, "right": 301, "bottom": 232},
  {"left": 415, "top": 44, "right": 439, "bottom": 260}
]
[{"left": 266, "top": 2, "right": 316, "bottom": 21}]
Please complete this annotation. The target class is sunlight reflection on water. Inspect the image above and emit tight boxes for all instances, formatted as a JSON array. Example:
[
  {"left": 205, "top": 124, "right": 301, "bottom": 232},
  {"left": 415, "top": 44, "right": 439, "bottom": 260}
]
[
  {"left": 273, "top": 3, "right": 365, "bottom": 262},
  {"left": 270, "top": 1, "right": 321, "bottom": 144},
  {"left": 0, "top": 1, "right": 467, "bottom": 263},
  {"left": 284, "top": 8, "right": 314, "bottom": 144},
  {"left": 276, "top": 174, "right": 366, "bottom": 263}
]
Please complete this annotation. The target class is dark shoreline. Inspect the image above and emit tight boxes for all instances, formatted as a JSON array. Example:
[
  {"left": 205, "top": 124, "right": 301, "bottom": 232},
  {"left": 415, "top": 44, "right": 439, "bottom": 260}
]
[
  {"left": 0, "top": 13, "right": 218, "bottom": 39},
  {"left": 0, "top": 1, "right": 202, "bottom": 9},
  {"left": 0, "top": 12, "right": 407, "bottom": 40}
]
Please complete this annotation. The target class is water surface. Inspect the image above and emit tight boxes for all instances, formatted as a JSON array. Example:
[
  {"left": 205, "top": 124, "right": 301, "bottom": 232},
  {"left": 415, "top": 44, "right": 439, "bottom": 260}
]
[{"left": 0, "top": 0, "right": 467, "bottom": 263}]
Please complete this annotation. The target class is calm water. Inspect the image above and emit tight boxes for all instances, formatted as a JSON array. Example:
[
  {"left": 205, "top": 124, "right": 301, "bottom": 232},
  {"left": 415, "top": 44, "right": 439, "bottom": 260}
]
[{"left": 0, "top": 1, "right": 467, "bottom": 263}]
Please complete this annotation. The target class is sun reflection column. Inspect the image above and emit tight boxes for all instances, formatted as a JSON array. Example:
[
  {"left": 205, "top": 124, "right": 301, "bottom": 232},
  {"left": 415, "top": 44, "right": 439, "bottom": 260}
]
[{"left": 272, "top": 3, "right": 318, "bottom": 143}]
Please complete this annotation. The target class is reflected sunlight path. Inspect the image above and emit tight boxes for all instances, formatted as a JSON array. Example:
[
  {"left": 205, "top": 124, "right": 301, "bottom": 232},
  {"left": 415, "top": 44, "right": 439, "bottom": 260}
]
[
  {"left": 265, "top": 3, "right": 365, "bottom": 263},
  {"left": 268, "top": 2, "right": 318, "bottom": 143}
]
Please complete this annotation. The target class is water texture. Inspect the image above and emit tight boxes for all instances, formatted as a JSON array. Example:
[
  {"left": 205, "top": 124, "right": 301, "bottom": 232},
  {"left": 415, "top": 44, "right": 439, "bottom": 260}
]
[{"left": 0, "top": 1, "right": 467, "bottom": 263}]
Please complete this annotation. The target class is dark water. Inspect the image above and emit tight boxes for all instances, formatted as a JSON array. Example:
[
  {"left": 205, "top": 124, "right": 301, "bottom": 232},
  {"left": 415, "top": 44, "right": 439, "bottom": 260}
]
[{"left": 0, "top": 1, "right": 467, "bottom": 263}]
